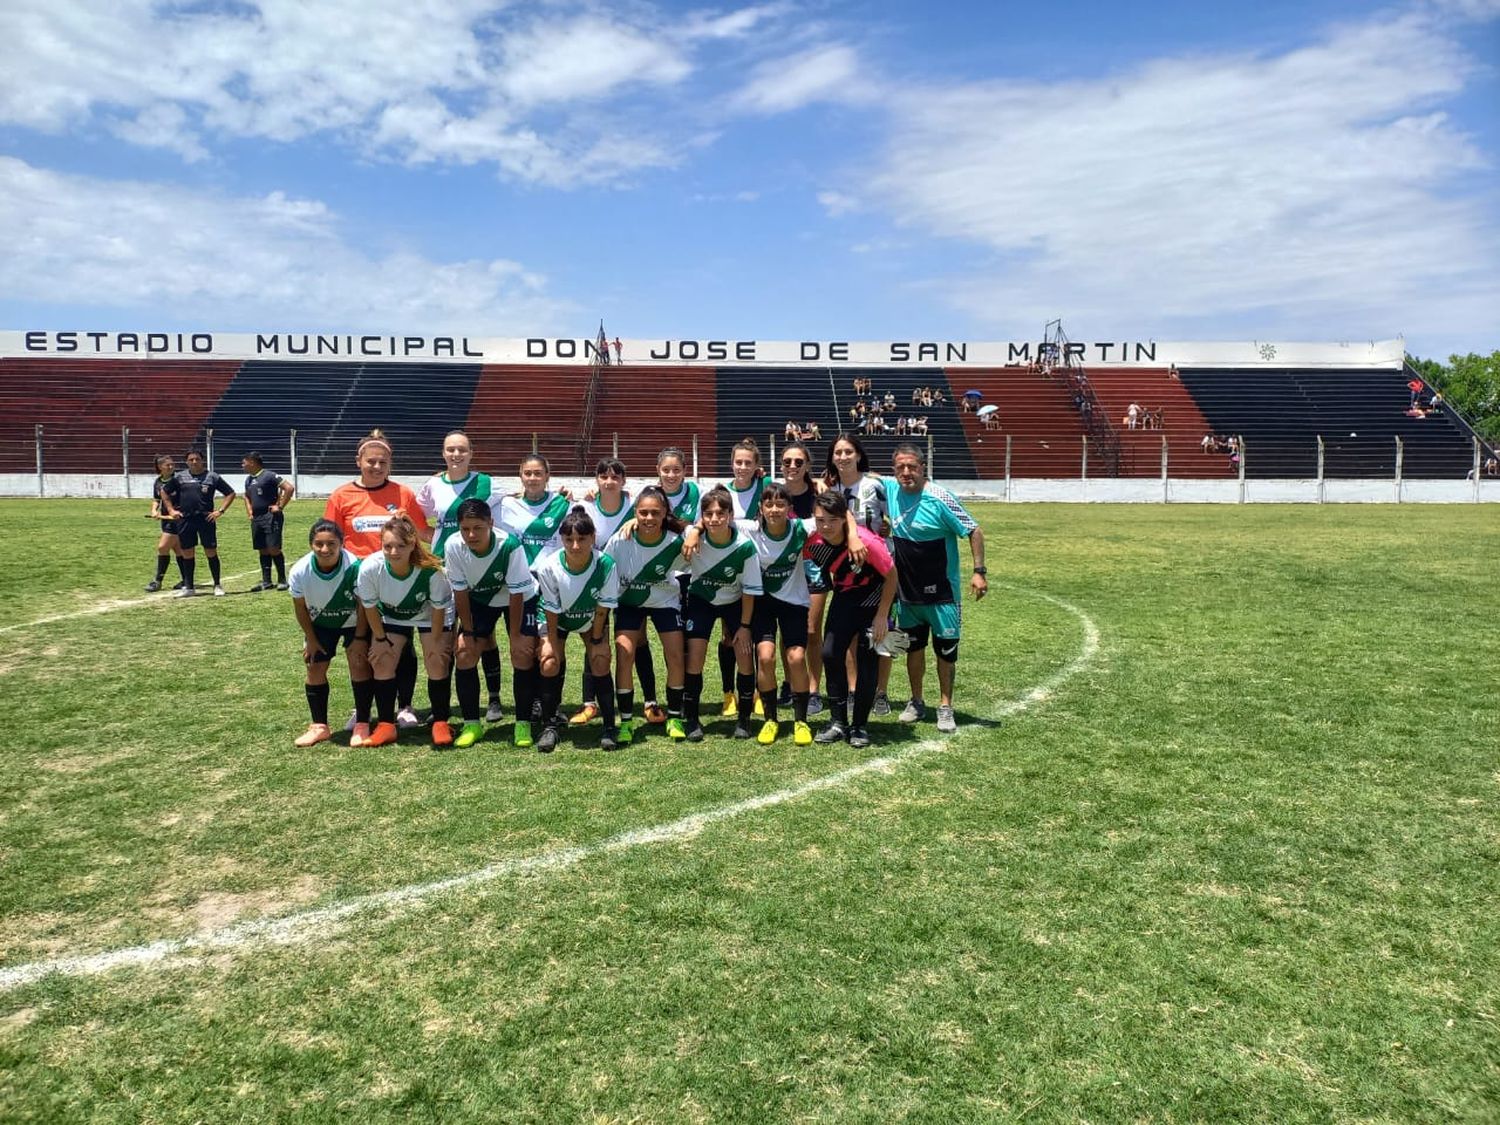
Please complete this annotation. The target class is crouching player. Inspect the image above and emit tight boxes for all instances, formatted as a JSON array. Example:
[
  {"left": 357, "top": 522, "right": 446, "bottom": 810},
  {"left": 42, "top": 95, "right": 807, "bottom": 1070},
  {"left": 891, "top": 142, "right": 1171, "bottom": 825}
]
[
  {"left": 444, "top": 499, "right": 538, "bottom": 749},
  {"left": 289, "top": 519, "right": 370, "bottom": 746},
  {"left": 356, "top": 515, "right": 456, "bottom": 748}
]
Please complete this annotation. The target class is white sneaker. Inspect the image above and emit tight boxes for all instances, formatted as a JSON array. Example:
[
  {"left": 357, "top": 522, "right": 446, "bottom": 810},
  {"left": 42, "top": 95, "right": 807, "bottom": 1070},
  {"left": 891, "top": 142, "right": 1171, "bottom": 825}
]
[
  {"left": 898, "top": 699, "right": 926, "bottom": 723},
  {"left": 936, "top": 705, "right": 957, "bottom": 733},
  {"left": 396, "top": 706, "right": 421, "bottom": 729},
  {"left": 213, "top": 584, "right": 226, "bottom": 597},
  {"left": 174, "top": 587, "right": 196, "bottom": 598}
]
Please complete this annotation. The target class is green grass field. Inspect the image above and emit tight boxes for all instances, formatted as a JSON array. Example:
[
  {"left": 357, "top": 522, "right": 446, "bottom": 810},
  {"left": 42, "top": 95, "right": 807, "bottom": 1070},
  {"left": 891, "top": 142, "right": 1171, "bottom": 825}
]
[{"left": 1, "top": 499, "right": 1496, "bottom": 1122}]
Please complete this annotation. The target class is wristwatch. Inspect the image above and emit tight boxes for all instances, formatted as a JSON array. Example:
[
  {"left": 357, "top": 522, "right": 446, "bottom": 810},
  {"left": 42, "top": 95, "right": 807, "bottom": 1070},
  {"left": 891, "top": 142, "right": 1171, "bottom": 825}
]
[{"left": 972, "top": 567, "right": 988, "bottom": 576}]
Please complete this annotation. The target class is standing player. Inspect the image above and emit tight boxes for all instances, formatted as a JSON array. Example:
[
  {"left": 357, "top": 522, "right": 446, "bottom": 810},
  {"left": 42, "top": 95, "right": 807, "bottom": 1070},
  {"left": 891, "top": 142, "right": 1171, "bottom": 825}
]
[
  {"left": 681, "top": 486, "right": 763, "bottom": 741},
  {"left": 356, "top": 514, "right": 455, "bottom": 748},
  {"left": 569, "top": 457, "right": 635, "bottom": 726},
  {"left": 773, "top": 439, "right": 822, "bottom": 707},
  {"left": 172, "top": 450, "right": 237, "bottom": 597},
  {"left": 632, "top": 446, "right": 701, "bottom": 726},
  {"left": 534, "top": 507, "right": 621, "bottom": 752},
  {"left": 882, "top": 443, "right": 988, "bottom": 734},
  {"left": 242, "top": 451, "right": 295, "bottom": 591},
  {"left": 415, "top": 431, "right": 507, "bottom": 723},
  {"left": 718, "top": 437, "right": 769, "bottom": 718},
  {"left": 445, "top": 498, "right": 537, "bottom": 748},
  {"left": 821, "top": 434, "right": 894, "bottom": 714},
  {"left": 288, "top": 520, "right": 368, "bottom": 746},
  {"left": 145, "top": 453, "right": 186, "bottom": 592},
  {"left": 740, "top": 482, "right": 816, "bottom": 745}
]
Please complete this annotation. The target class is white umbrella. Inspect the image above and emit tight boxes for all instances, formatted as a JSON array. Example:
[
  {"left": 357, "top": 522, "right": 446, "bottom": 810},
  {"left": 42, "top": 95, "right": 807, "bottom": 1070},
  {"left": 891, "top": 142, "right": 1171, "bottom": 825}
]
[{"left": 976, "top": 404, "right": 999, "bottom": 418}]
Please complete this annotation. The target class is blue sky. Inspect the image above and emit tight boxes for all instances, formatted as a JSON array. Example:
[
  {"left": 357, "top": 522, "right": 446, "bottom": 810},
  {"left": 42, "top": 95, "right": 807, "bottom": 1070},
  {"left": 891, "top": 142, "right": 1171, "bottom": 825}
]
[{"left": 1, "top": 0, "right": 1496, "bottom": 360}]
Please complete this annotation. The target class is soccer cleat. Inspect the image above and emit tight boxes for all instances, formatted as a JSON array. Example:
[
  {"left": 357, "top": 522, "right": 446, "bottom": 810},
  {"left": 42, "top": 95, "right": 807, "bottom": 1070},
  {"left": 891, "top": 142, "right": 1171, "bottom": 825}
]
[
  {"left": 898, "top": 699, "right": 927, "bottom": 724},
  {"left": 731, "top": 722, "right": 754, "bottom": 739},
  {"left": 720, "top": 691, "right": 737, "bottom": 718},
  {"left": 569, "top": 702, "right": 600, "bottom": 725},
  {"left": 642, "top": 702, "right": 667, "bottom": 724},
  {"left": 454, "top": 721, "right": 484, "bottom": 748},
  {"left": 294, "top": 723, "right": 332, "bottom": 747},
  {"left": 171, "top": 580, "right": 186, "bottom": 590},
  {"left": 144, "top": 580, "right": 161, "bottom": 592},
  {"left": 616, "top": 720, "right": 634, "bottom": 746},
  {"left": 485, "top": 698, "right": 505, "bottom": 723},
  {"left": 756, "top": 720, "right": 779, "bottom": 745},
  {"left": 600, "top": 729, "right": 619, "bottom": 752},
  {"left": 250, "top": 581, "right": 273, "bottom": 592},
  {"left": 871, "top": 692, "right": 891, "bottom": 717},
  {"left": 174, "top": 587, "right": 196, "bottom": 598},
  {"left": 806, "top": 693, "right": 824, "bottom": 716},
  {"left": 396, "top": 706, "right": 421, "bottom": 729},
  {"left": 535, "top": 725, "right": 560, "bottom": 753},
  {"left": 349, "top": 721, "right": 371, "bottom": 747},
  {"left": 753, "top": 694, "right": 765, "bottom": 717},
  {"left": 793, "top": 721, "right": 813, "bottom": 746},
  {"left": 814, "top": 721, "right": 848, "bottom": 744},
  {"left": 513, "top": 720, "right": 534, "bottom": 748},
  {"left": 430, "top": 720, "right": 454, "bottom": 748},
  {"left": 936, "top": 705, "right": 957, "bottom": 734},
  {"left": 363, "top": 721, "right": 399, "bottom": 747},
  {"left": 213, "top": 584, "right": 226, "bottom": 597},
  {"left": 684, "top": 723, "right": 705, "bottom": 743},
  {"left": 666, "top": 717, "right": 687, "bottom": 741},
  {"left": 847, "top": 726, "right": 872, "bottom": 749},
  {"left": 275, "top": 582, "right": 289, "bottom": 591}
]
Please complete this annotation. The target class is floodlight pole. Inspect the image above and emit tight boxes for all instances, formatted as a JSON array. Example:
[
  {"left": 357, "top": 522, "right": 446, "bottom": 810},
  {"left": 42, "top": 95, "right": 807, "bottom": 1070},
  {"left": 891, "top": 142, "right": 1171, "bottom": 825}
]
[
  {"left": 1394, "top": 436, "right": 1404, "bottom": 503},
  {"left": 1317, "top": 436, "right": 1326, "bottom": 504},
  {"left": 122, "top": 427, "right": 131, "bottom": 499}
]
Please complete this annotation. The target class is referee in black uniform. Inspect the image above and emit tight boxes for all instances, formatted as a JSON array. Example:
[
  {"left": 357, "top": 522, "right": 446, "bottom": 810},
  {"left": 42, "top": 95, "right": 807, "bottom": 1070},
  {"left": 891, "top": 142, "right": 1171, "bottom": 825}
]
[{"left": 242, "top": 451, "right": 296, "bottom": 590}]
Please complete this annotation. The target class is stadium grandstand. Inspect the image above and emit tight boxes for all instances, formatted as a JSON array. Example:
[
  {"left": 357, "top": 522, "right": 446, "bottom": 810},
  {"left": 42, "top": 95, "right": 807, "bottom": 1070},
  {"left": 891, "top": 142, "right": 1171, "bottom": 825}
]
[{"left": 1, "top": 325, "right": 1491, "bottom": 495}]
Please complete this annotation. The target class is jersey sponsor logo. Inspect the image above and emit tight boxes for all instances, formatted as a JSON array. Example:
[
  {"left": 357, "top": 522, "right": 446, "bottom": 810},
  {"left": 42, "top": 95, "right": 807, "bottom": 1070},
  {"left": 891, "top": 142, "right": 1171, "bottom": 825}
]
[
  {"left": 619, "top": 538, "right": 682, "bottom": 607},
  {"left": 688, "top": 539, "right": 754, "bottom": 602},
  {"left": 557, "top": 555, "right": 615, "bottom": 631}
]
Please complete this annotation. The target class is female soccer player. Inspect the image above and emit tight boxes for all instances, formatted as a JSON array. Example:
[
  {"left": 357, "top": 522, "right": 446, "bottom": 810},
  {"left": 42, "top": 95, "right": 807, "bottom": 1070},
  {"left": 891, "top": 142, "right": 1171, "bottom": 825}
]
[
  {"left": 534, "top": 507, "right": 621, "bottom": 752},
  {"left": 681, "top": 486, "right": 763, "bottom": 741},
  {"left": 740, "top": 482, "right": 815, "bottom": 745},
  {"left": 445, "top": 498, "right": 537, "bottom": 748},
  {"left": 415, "top": 431, "right": 506, "bottom": 722},
  {"left": 629, "top": 446, "right": 700, "bottom": 726},
  {"left": 606, "top": 485, "right": 690, "bottom": 743},
  {"left": 145, "top": 453, "right": 186, "bottom": 592},
  {"left": 289, "top": 519, "right": 368, "bottom": 746},
  {"left": 715, "top": 437, "right": 769, "bottom": 717},
  {"left": 802, "top": 491, "right": 897, "bottom": 749},
  {"left": 777, "top": 440, "right": 821, "bottom": 519},
  {"left": 323, "top": 429, "right": 431, "bottom": 730},
  {"left": 569, "top": 457, "right": 634, "bottom": 726},
  {"left": 356, "top": 514, "right": 455, "bottom": 748}
]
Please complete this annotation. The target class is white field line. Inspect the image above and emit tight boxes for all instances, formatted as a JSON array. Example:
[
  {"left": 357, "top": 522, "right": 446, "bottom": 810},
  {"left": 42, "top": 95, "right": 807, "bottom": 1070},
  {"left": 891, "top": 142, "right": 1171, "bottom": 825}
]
[
  {"left": 0, "top": 571, "right": 263, "bottom": 636},
  {"left": 0, "top": 587, "right": 1100, "bottom": 992}
]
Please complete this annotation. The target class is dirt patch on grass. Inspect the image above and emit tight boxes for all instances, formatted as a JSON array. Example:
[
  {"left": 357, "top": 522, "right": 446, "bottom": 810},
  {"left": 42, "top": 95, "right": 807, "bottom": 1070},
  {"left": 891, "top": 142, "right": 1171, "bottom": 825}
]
[
  {"left": 190, "top": 874, "right": 325, "bottom": 930},
  {"left": 37, "top": 749, "right": 135, "bottom": 774},
  {"left": 0, "top": 1006, "right": 42, "bottom": 1034}
]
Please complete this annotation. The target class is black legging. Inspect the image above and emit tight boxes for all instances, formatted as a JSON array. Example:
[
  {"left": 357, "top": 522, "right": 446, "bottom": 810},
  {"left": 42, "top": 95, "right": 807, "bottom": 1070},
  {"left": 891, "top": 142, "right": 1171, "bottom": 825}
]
[{"left": 820, "top": 595, "right": 878, "bottom": 728}]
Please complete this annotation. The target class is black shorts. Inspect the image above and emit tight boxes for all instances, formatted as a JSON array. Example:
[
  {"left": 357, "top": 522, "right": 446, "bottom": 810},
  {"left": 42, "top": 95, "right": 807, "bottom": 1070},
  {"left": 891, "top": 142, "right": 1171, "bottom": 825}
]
[
  {"left": 751, "top": 596, "right": 809, "bottom": 648},
  {"left": 250, "top": 510, "right": 284, "bottom": 550},
  {"left": 684, "top": 595, "right": 743, "bottom": 642},
  {"left": 615, "top": 604, "right": 683, "bottom": 635},
  {"left": 158, "top": 518, "right": 182, "bottom": 536},
  {"left": 177, "top": 515, "right": 218, "bottom": 550},
  {"left": 307, "top": 625, "right": 358, "bottom": 664}
]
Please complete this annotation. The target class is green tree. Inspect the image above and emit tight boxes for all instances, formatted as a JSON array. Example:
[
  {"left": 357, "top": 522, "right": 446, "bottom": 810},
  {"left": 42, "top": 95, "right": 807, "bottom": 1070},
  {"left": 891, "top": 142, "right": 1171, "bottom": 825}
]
[{"left": 1407, "top": 350, "right": 1500, "bottom": 444}]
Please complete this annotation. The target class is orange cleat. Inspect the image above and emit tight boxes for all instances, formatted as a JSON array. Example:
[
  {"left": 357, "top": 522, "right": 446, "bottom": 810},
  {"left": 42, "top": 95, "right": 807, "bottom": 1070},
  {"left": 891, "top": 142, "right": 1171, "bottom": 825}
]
[
  {"left": 363, "top": 721, "right": 399, "bottom": 747},
  {"left": 430, "top": 720, "right": 454, "bottom": 747}
]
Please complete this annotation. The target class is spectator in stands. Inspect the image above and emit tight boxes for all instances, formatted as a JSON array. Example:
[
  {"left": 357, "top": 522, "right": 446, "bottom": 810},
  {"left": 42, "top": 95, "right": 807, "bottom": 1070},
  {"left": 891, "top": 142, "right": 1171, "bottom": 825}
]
[
  {"left": 1407, "top": 378, "right": 1424, "bottom": 407},
  {"left": 1201, "top": 432, "right": 1215, "bottom": 453},
  {"left": 1168, "top": 363, "right": 1180, "bottom": 380},
  {"left": 242, "top": 450, "right": 295, "bottom": 591},
  {"left": 806, "top": 422, "right": 822, "bottom": 441},
  {"left": 1126, "top": 402, "right": 1141, "bottom": 430},
  {"left": 785, "top": 420, "right": 799, "bottom": 441},
  {"left": 882, "top": 444, "right": 986, "bottom": 735},
  {"left": 1485, "top": 451, "right": 1499, "bottom": 476},
  {"left": 145, "top": 453, "right": 186, "bottom": 592},
  {"left": 612, "top": 337, "right": 623, "bottom": 363},
  {"left": 173, "top": 450, "right": 237, "bottom": 598},
  {"left": 983, "top": 412, "right": 1002, "bottom": 432}
]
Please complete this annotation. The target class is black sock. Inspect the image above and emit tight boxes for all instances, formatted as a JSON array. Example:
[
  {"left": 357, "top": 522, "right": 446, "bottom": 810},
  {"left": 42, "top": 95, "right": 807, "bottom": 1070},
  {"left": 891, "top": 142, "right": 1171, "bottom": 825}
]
[
  {"left": 736, "top": 672, "right": 756, "bottom": 724},
  {"left": 718, "top": 644, "right": 735, "bottom": 694},
  {"left": 596, "top": 671, "right": 616, "bottom": 729},
  {"left": 580, "top": 668, "right": 595, "bottom": 709},
  {"left": 352, "top": 678, "right": 375, "bottom": 724},
  {"left": 793, "top": 690, "right": 810, "bottom": 722},
  {"left": 273, "top": 554, "right": 286, "bottom": 582},
  {"left": 513, "top": 665, "right": 536, "bottom": 723},
  {"left": 305, "top": 682, "right": 330, "bottom": 725},
  {"left": 666, "top": 684, "right": 684, "bottom": 720},
  {"left": 480, "top": 647, "right": 502, "bottom": 698},
  {"left": 829, "top": 698, "right": 849, "bottom": 725},
  {"left": 428, "top": 676, "right": 452, "bottom": 723},
  {"left": 182, "top": 557, "right": 196, "bottom": 588},
  {"left": 539, "top": 673, "right": 562, "bottom": 726},
  {"left": 761, "top": 681, "right": 779, "bottom": 726},
  {"left": 397, "top": 644, "right": 417, "bottom": 709},
  {"left": 374, "top": 679, "right": 398, "bottom": 724},
  {"left": 154, "top": 554, "right": 171, "bottom": 582},
  {"left": 174, "top": 554, "right": 188, "bottom": 582},
  {"left": 684, "top": 672, "right": 703, "bottom": 727},
  {"left": 456, "top": 666, "right": 482, "bottom": 722},
  {"left": 260, "top": 557, "right": 273, "bottom": 584},
  {"left": 207, "top": 555, "right": 222, "bottom": 584},
  {"left": 616, "top": 688, "right": 635, "bottom": 724},
  {"left": 635, "top": 644, "right": 657, "bottom": 704}
]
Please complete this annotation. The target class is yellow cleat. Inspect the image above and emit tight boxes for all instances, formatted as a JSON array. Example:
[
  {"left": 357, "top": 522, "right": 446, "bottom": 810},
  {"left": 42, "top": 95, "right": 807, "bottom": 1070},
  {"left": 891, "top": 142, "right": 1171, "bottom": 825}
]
[
  {"left": 756, "top": 720, "right": 779, "bottom": 745},
  {"left": 720, "top": 691, "right": 737, "bottom": 719},
  {"left": 793, "top": 721, "right": 813, "bottom": 746}
]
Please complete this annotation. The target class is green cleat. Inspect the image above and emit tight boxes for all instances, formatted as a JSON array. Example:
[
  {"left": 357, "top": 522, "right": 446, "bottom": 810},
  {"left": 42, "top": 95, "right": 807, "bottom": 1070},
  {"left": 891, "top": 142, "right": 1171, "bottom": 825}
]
[
  {"left": 454, "top": 721, "right": 484, "bottom": 748},
  {"left": 666, "top": 717, "right": 687, "bottom": 741},
  {"left": 616, "top": 719, "right": 634, "bottom": 745},
  {"left": 513, "top": 720, "right": 533, "bottom": 748}
]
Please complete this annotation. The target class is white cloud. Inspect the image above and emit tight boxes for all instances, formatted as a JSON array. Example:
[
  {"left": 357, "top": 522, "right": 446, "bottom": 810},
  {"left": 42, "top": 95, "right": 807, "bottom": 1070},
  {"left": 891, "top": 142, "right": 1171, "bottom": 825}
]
[
  {"left": 731, "top": 44, "right": 870, "bottom": 114},
  {"left": 0, "top": 157, "right": 570, "bottom": 332},
  {"left": 496, "top": 16, "right": 691, "bottom": 105},
  {"left": 862, "top": 11, "right": 1499, "bottom": 345},
  {"left": 817, "top": 190, "right": 860, "bottom": 216}
]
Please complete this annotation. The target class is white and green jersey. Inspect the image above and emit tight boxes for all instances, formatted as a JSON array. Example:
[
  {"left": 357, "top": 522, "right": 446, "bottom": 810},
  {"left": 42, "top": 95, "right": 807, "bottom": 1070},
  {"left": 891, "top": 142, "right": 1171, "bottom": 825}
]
[
  {"left": 415, "top": 472, "right": 494, "bottom": 557},
  {"left": 687, "top": 526, "right": 763, "bottom": 606},
  {"left": 663, "top": 480, "right": 701, "bottom": 523},
  {"left": 356, "top": 555, "right": 453, "bottom": 627},
  {"left": 735, "top": 518, "right": 813, "bottom": 607},
  {"left": 725, "top": 475, "right": 768, "bottom": 520},
  {"left": 589, "top": 492, "right": 635, "bottom": 547},
  {"left": 288, "top": 548, "right": 361, "bottom": 629},
  {"left": 443, "top": 529, "right": 536, "bottom": 609},
  {"left": 536, "top": 548, "right": 619, "bottom": 634},
  {"left": 497, "top": 491, "right": 573, "bottom": 568},
  {"left": 605, "top": 529, "right": 685, "bottom": 609}
]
